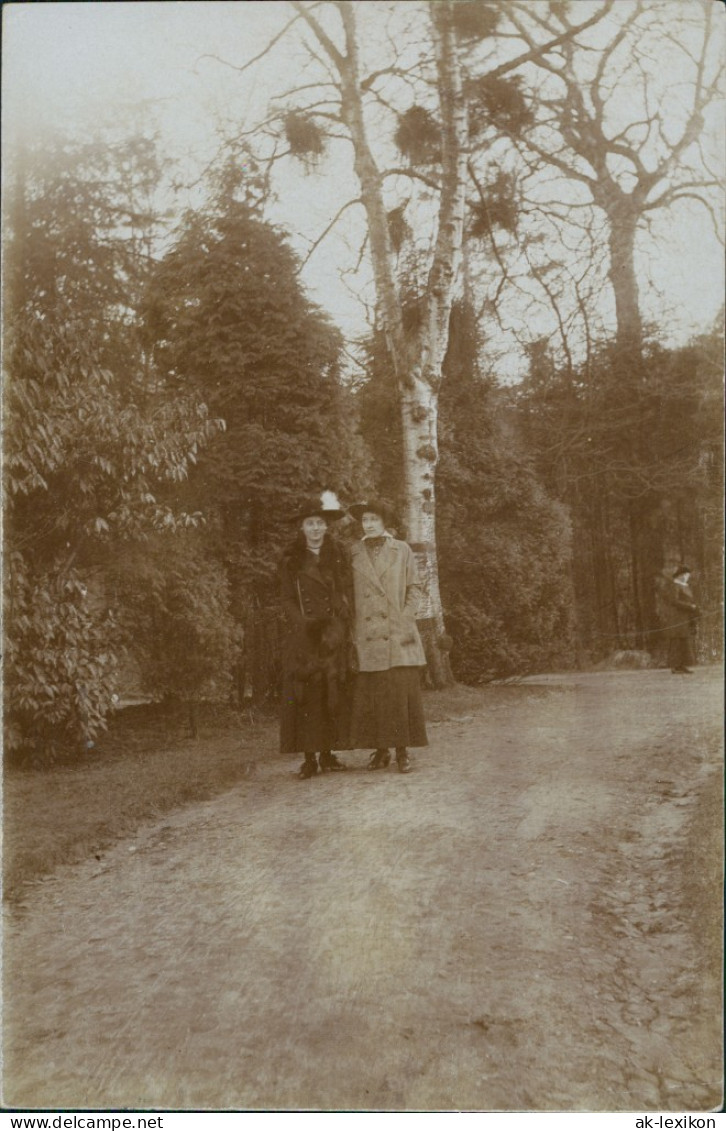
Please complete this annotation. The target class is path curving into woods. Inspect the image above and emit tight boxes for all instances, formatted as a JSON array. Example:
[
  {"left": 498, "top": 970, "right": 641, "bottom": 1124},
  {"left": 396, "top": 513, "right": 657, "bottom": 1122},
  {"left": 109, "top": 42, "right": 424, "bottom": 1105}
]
[{"left": 4, "top": 667, "right": 722, "bottom": 1111}]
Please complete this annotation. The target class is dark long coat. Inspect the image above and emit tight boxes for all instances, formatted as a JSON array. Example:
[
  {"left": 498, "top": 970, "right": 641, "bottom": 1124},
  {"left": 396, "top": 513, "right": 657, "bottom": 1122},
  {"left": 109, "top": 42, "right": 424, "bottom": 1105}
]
[
  {"left": 278, "top": 536, "right": 351, "bottom": 754},
  {"left": 658, "top": 576, "right": 699, "bottom": 641}
]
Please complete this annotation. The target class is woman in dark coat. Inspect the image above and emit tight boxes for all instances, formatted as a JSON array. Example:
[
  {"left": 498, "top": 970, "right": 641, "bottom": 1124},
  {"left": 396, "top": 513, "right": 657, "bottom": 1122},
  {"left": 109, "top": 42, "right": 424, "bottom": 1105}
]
[
  {"left": 348, "top": 500, "right": 428, "bottom": 774},
  {"left": 279, "top": 492, "right": 351, "bottom": 778}
]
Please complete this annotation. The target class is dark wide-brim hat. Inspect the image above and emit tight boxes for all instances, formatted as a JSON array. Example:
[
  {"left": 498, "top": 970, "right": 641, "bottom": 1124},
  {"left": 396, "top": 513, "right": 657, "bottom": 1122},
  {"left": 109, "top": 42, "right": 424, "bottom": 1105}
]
[
  {"left": 348, "top": 499, "right": 395, "bottom": 526},
  {"left": 293, "top": 490, "right": 345, "bottom": 523}
]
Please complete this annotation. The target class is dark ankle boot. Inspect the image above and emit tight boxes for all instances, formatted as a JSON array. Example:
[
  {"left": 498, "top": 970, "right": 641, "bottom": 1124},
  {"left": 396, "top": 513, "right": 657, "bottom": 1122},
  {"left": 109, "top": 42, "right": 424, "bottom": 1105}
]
[
  {"left": 319, "top": 751, "right": 347, "bottom": 772},
  {"left": 367, "top": 749, "right": 391, "bottom": 770},
  {"left": 298, "top": 753, "right": 318, "bottom": 779},
  {"left": 396, "top": 748, "right": 412, "bottom": 773}
]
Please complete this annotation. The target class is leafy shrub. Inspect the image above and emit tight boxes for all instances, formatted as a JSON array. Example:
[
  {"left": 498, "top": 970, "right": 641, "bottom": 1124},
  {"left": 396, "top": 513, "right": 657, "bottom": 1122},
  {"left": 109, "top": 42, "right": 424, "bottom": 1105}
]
[
  {"left": 5, "top": 554, "right": 120, "bottom": 759},
  {"left": 436, "top": 303, "right": 576, "bottom": 680},
  {"left": 4, "top": 127, "right": 226, "bottom": 756},
  {"left": 118, "top": 541, "right": 240, "bottom": 709}
]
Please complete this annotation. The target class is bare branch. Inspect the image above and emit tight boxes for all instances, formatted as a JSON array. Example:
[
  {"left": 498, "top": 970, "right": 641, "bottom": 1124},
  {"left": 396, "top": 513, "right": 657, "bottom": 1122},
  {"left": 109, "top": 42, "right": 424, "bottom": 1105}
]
[
  {"left": 270, "top": 81, "right": 341, "bottom": 102},
  {"left": 645, "top": 189, "right": 724, "bottom": 243},
  {"left": 361, "top": 66, "right": 423, "bottom": 92},
  {"left": 488, "top": 1, "right": 616, "bottom": 84},
  {"left": 590, "top": 1, "right": 642, "bottom": 119},
  {"left": 340, "top": 230, "right": 370, "bottom": 282},
  {"left": 338, "top": 341, "right": 368, "bottom": 374},
  {"left": 513, "top": 134, "right": 596, "bottom": 188},
  {"left": 194, "top": 11, "right": 302, "bottom": 77},
  {"left": 290, "top": 0, "right": 344, "bottom": 70},
  {"left": 527, "top": 254, "right": 574, "bottom": 375},
  {"left": 643, "top": 179, "right": 722, "bottom": 211},
  {"left": 466, "top": 159, "right": 517, "bottom": 310},
  {"left": 296, "top": 197, "right": 363, "bottom": 272},
  {"left": 502, "top": 1, "right": 615, "bottom": 84},
  {"left": 381, "top": 167, "right": 442, "bottom": 191},
  {"left": 642, "top": 5, "right": 717, "bottom": 188}
]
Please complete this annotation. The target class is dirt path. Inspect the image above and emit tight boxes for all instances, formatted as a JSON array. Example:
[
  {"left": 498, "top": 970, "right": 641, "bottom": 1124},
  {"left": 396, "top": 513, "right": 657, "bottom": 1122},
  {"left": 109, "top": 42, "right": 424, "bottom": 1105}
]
[{"left": 3, "top": 669, "right": 723, "bottom": 1111}]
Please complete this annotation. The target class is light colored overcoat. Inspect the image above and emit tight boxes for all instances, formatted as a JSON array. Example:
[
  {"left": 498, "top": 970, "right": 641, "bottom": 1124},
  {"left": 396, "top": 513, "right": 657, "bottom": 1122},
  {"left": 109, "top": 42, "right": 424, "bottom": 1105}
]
[{"left": 350, "top": 537, "right": 426, "bottom": 671}]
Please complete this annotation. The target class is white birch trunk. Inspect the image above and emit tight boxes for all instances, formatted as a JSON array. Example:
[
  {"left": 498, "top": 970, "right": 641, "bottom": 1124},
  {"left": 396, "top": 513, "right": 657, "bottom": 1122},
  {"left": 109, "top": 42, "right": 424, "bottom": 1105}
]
[
  {"left": 406, "top": 0, "right": 467, "bottom": 684},
  {"left": 400, "top": 378, "right": 452, "bottom": 685},
  {"left": 296, "top": 0, "right": 468, "bottom": 685}
]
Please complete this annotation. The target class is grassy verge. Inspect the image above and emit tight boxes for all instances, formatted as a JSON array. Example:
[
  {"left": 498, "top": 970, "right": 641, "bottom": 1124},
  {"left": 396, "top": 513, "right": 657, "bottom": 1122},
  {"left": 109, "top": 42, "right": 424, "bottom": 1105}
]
[
  {"left": 4, "top": 684, "right": 501, "bottom": 899},
  {"left": 3, "top": 702, "right": 279, "bottom": 900}
]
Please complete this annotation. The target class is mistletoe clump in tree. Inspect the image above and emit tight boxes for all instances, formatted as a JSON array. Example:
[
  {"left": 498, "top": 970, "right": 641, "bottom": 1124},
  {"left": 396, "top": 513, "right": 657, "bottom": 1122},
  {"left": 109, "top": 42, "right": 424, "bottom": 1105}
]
[{"left": 238, "top": 0, "right": 611, "bottom": 685}]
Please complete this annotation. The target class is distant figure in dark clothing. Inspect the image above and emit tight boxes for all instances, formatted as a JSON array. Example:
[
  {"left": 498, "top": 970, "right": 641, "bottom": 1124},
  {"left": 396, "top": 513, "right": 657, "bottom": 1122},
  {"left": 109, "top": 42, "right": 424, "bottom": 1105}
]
[
  {"left": 660, "top": 565, "right": 699, "bottom": 674},
  {"left": 279, "top": 492, "right": 351, "bottom": 778}
]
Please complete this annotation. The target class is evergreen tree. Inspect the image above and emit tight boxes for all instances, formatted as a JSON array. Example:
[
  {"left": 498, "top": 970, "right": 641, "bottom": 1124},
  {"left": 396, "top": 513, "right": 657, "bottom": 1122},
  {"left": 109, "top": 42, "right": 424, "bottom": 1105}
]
[
  {"left": 4, "top": 126, "right": 225, "bottom": 758},
  {"left": 358, "top": 302, "right": 576, "bottom": 681},
  {"left": 436, "top": 304, "right": 575, "bottom": 680},
  {"left": 142, "top": 161, "right": 364, "bottom": 697},
  {"left": 515, "top": 325, "right": 724, "bottom": 662}
]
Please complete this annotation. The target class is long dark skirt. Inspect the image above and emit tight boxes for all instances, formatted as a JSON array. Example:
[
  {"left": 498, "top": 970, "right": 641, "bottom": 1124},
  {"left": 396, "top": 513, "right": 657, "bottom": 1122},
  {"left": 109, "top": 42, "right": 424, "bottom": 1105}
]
[
  {"left": 279, "top": 671, "right": 351, "bottom": 754},
  {"left": 350, "top": 666, "right": 428, "bottom": 749},
  {"left": 667, "top": 633, "right": 695, "bottom": 671}
]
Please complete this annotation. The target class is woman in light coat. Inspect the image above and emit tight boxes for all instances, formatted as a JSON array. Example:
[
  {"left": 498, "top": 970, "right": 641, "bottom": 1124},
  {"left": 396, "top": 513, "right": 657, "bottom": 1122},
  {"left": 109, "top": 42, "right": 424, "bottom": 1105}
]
[{"left": 348, "top": 500, "right": 428, "bottom": 773}]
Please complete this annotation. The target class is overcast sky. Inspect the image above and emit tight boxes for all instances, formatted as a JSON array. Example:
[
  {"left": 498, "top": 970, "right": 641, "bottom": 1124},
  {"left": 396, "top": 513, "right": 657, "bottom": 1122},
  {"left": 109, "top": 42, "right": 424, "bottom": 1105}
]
[
  {"left": 3, "top": 1, "right": 724, "bottom": 375},
  {"left": 3, "top": 2, "right": 370, "bottom": 338}
]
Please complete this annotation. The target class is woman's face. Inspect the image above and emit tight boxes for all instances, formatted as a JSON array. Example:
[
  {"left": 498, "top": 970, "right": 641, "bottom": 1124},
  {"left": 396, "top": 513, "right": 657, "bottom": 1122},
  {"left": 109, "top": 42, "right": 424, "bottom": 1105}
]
[
  {"left": 361, "top": 511, "right": 385, "bottom": 537},
  {"left": 301, "top": 515, "right": 327, "bottom": 549}
]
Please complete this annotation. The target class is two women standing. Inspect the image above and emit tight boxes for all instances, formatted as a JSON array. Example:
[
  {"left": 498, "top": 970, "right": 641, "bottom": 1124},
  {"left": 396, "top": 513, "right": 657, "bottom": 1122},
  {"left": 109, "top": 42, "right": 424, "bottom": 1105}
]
[{"left": 278, "top": 494, "right": 428, "bottom": 777}]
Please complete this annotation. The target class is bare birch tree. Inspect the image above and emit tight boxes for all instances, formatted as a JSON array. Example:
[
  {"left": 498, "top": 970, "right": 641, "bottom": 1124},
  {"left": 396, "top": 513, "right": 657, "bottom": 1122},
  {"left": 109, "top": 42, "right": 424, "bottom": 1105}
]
[
  {"left": 279, "top": 0, "right": 469, "bottom": 685},
  {"left": 235, "top": 0, "right": 610, "bottom": 683}
]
